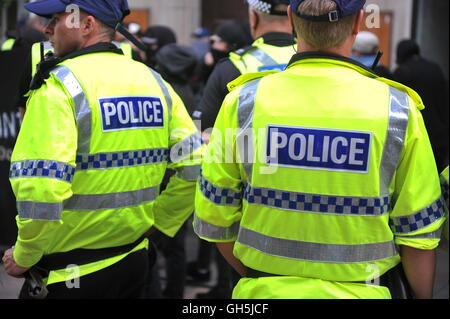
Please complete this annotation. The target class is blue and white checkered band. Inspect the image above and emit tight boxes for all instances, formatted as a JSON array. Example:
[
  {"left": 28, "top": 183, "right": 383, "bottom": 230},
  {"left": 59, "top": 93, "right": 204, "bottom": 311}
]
[
  {"left": 199, "top": 173, "right": 242, "bottom": 206},
  {"left": 391, "top": 197, "right": 446, "bottom": 234},
  {"left": 10, "top": 160, "right": 76, "bottom": 184},
  {"left": 247, "top": 0, "right": 272, "bottom": 14},
  {"left": 76, "top": 148, "right": 169, "bottom": 170},
  {"left": 244, "top": 184, "right": 391, "bottom": 216}
]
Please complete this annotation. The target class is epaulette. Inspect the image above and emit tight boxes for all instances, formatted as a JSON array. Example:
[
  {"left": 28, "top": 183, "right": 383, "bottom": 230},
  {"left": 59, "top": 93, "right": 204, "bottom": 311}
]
[
  {"left": 227, "top": 70, "right": 278, "bottom": 92},
  {"left": 377, "top": 77, "right": 424, "bottom": 110},
  {"left": 233, "top": 45, "right": 256, "bottom": 57}
]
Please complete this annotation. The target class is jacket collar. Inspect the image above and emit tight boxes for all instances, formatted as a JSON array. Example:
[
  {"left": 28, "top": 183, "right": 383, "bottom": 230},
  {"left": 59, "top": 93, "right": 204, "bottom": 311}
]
[{"left": 287, "top": 51, "right": 378, "bottom": 75}]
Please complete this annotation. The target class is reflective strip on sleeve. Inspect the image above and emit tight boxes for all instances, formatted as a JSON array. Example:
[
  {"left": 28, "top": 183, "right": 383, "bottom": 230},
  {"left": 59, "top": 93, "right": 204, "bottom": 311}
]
[
  {"left": 51, "top": 65, "right": 92, "bottom": 154},
  {"left": 380, "top": 87, "right": 410, "bottom": 195},
  {"left": 64, "top": 186, "right": 160, "bottom": 211},
  {"left": 237, "top": 227, "right": 398, "bottom": 263},
  {"left": 17, "top": 201, "right": 63, "bottom": 221},
  {"left": 244, "top": 184, "right": 391, "bottom": 216},
  {"left": 236, "top": 79, "right": 262, "bottom": 182},
  {"left": 175, "top": 165, "right": 201, "bottom": 182},
  {"left": 248, "top": 48, "right": 278, "bottom": 66},
  {"left": 76, "top": 148, "right": 169, "bottom": 170},
  {"left": 198, "top": 173, "right": 242, "bottom": 206},
  {"left": 395, "top": 229, "right": 443, "bottom": 240},
  {"left": 170, "top": 133, "right": 204, "bottom": 163},
  {"left": 391, "top": 197, "right": 446, "bottom": 234},
  {"left": 10, "top": 160, "right": 76, "bottom": 184},
  {"left": 193, "top": 213, "right": 240, "bottom": 241}
]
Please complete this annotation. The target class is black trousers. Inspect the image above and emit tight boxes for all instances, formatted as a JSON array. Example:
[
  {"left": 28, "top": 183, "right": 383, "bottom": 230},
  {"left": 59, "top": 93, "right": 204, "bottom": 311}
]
[{"left": 19, "top": 248, "right": 149, "bottom": 299}]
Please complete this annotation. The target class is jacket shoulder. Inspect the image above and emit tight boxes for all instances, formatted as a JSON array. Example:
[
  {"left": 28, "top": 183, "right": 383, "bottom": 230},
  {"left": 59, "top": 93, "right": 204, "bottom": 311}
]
[
  {"left": 227, "top": 70, "right": 277, "bottom": 92},
  {"left": 376, "top": 77, "right": 424, "bottom": 110}
]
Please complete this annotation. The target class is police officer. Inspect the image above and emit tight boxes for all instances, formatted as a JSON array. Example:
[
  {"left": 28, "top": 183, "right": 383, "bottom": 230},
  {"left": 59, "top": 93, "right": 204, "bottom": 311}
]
[
  {"left": 2, "top": 0, "right": 203, "bottom": 299},
  {"left": 193, "top": 0, "right": 295, "bottom": 135},
  {"left": 194, "top": 0, "right": 446, "bottom": 299}
]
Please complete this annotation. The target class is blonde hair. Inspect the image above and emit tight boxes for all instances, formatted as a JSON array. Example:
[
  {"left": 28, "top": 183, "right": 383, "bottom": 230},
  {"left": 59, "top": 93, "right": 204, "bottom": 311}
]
[{"left": 292, "top": 0, "right": 357, "bottom": 49}]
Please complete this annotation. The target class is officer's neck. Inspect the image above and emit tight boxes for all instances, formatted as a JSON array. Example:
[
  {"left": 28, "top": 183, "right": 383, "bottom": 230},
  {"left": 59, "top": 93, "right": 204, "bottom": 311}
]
[
  {"left": 297, "top": 37, "right": 354, "bottom": 58},
  {"left": 79, "top": 34, "right": 112, "bottom": 51}
]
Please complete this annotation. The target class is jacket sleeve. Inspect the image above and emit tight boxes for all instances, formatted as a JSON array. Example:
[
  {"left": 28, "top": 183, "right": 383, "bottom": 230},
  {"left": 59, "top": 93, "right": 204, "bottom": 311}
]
[
  {"left": 10, "top": 75, "right": 78, "bottom": 267},
  {"left": 193, "top": 86, "right": 243, "bottom": 243},
  {"left": 390, "top": 96, "right": 446, "bottom": 250},
  {"left": 152, "top": 82, "right": 205, "bottom": 237}
]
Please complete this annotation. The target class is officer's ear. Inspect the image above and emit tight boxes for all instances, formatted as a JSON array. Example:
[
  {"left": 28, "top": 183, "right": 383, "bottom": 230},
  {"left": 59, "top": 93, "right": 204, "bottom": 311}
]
[
  {"left": 287, "top": 5, "right": 297, "bottom": 38},
  {"left": 80, "top": 14, "right": 96, "bottom": 37},
  {"left": 352, "top": 9, "right": 365, "bottom": 36}
]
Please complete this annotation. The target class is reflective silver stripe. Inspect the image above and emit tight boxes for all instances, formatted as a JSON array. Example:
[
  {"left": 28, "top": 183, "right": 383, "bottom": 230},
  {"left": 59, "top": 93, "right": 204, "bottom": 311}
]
[
  {"left": 193, "top": 213, "right": 240, "bottom": 241},
  {"left": 52, "top": 65, "right": 92, "bottom": 154},
  {"left": 391, "top": 196, "right": 446, "bottom": 234},
  {"left": 64, "top": 186, "right": 159, "bottom": 211},
  {"left": 150, "top": 68, "right": 173, "bottom": 123},
  {"left": 396, "top": 228, "right": 443, "bottom": 240},
  {"left": 249, "top": 48, "right": 277, "bottom": 66},
  {"left": 380, "top": 88, "right": 409, "bottom": 195},
  {"left": 42, "top": 41, "right": 53, "bottom": 53},
  {"left": 76, "top": 148, "right": 169, "bottom": 170},
  {"left": 175, "top": 165, "right": 201, "bottom": 182},
  {"left": 170, "top": 133, "right": 204, "bottom": 163},
  {"left": 198, "top": 173, "right": 242, "bottom": 206},
  {"left": 237, "top": 227, "right": 398, "bottom": 263},
  {"left": 236, "top": 79, "right": 262, "bottom": 181},
  {"left": 244, "top": 184, "right": 390, "bottom": 216},
  {"left": 10, "top": 159, "right": 76, "bottom": 184},
  {"left": 17, "top": 201, "right": 63, "bottom": 221}
]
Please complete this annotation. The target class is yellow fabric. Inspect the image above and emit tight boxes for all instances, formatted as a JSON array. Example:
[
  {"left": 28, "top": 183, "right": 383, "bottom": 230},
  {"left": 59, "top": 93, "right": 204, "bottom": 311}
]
[
  {"left": 45, "top": 238, "right": 148, "bottom": 286},
  {"left": 1, "top": 38, "right": 16, "bottom": 51},
  {"left": 233, "top": 277, "right": 391, "bottom": 299},
  {"left": 195, "top": 56, "right": 444, "bottom": 298},
  {"left": 11, "top": 51, "right": 203, "bottom": 271},
  {"left": 229, "top": 37, "right": 294, "bottom": 74}
]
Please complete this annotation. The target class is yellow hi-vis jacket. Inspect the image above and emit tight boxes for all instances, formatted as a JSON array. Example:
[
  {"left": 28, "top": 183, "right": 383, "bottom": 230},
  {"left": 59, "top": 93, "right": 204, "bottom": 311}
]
[
  {"left": 194, "top": 52, "right": 446, "bottom": 299},
  {"left": 10, "top": 47, "right": 204, "bottom": 285},
  {"left": 440, "top": 166, "right": 449, "bottom": 250},
  {"left": 229, "top": 37, "right": 294, "bottom": 74}
]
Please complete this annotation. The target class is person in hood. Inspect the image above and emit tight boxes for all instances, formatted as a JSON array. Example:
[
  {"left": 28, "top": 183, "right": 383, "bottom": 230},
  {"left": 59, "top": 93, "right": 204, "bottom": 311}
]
[{"left": 394, "top": 39, "right": 449, "bottom": 172}]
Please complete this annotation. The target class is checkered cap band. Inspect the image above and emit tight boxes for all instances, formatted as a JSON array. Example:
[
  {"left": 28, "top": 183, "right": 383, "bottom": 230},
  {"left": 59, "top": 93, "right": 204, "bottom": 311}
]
[
  {"left": 10, "top": 160, "right": 76, "bottom": 183},
  {"left": 244, "top": 184, "right": 390, "bottom": 216},
  {"left": 247, "top": 0, "right": 272, "bottom": 14},
  {"left": 391, "top": 197, "right": 446, "bottom": 234}
]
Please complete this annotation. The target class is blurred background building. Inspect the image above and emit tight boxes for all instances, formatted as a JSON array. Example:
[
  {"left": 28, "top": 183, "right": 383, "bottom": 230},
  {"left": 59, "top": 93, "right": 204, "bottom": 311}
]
[{"left": 0, "top": 0, "right": 447, "bottom": 73}]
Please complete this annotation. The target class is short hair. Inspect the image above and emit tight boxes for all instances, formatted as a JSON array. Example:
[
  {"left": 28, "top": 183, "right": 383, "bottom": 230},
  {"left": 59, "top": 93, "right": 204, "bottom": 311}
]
[
  {"left": 292, "top": 0, "right": 357, "bottom": 50},
  {"left": 98, "top": 20, "right": 116, "bottom": 41}
]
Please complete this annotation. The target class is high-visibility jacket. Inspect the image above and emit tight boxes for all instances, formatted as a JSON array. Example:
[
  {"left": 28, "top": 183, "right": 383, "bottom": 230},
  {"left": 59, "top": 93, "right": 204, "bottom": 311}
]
[
  {"left": 10, "top": 47, "right": 204, "bottom": 285},
  {"left": 441, "top": 166, "right": 449, "bottom": 250},
  {"left": 229, "top": 37, "right": 294, "bottom": 73},
  {"left": 31, "top": 41, "right": 134, "bottom": 77},
  {"left": 1, "top": 38, "right": 16, "bottom": 51},
  {"left": 194, "top": 52, "right": 446, "bottom": 299}
]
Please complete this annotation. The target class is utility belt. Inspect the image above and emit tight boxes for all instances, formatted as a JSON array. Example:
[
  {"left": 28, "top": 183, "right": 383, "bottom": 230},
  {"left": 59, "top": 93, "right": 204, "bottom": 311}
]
[
  {"left": 23, "top": 236, "right": 147, "bottom": 299},
  {"left": 246, "top": 263, "right": 414, "bottom": 299},
  {"left": 36, "top": 236, "right": 147, "bottom": 273}
]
